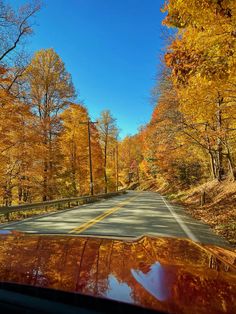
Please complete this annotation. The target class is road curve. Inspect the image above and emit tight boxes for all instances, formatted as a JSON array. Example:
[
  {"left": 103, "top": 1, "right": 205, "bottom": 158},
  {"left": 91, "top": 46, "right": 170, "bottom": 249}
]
[{"left": 0, "top": 191, "right": 229, "bottom": 247}]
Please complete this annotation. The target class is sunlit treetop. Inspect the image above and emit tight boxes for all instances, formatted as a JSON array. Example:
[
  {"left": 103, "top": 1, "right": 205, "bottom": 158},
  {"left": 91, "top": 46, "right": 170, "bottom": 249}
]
[{"left": 162, "top": 0, "right": 235, "bottom": 29}]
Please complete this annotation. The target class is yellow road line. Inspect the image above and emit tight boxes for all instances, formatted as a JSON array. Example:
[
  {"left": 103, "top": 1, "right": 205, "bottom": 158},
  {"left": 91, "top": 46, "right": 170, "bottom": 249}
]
[{"left": 68, "top": 195, "right": 138, "bottom": 234}]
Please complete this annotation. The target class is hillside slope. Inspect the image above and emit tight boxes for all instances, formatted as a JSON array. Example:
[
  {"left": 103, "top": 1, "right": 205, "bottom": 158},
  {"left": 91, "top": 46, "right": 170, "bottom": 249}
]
[
  {"left": 137, "top": 179, "right": 236, "bottom": 247},
  {"left": 175, "top": 180, "right": 236, "bottom": 247}
]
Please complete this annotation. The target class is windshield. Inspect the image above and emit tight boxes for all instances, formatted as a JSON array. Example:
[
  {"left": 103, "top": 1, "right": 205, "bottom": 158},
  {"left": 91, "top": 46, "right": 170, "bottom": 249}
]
[{"left": 0, "top": 1, "right": 235, "bottom": 314}]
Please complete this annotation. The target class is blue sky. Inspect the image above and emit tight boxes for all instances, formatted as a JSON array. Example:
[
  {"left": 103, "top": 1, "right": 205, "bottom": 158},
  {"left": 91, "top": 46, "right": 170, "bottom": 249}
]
[{"left": 11, "top": 0, "right": 165, "bottom": 138}]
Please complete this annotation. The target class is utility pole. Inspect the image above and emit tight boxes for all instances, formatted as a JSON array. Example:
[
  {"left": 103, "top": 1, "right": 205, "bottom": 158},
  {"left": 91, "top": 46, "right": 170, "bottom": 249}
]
[
  {"left": 116, "top": 142, "right": 119, "bottom": 192},
  {"left": 78, "top": 120, "right": 97, "bottom": 196},
  {"left": 87, "top": 121, "right": 94, "bottom": 196}
]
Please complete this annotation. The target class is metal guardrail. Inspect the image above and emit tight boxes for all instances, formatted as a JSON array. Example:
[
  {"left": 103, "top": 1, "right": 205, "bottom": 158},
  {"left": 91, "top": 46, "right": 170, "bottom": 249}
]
[{"left": 0, "top": 190, "right": 126, "bottom": 220}]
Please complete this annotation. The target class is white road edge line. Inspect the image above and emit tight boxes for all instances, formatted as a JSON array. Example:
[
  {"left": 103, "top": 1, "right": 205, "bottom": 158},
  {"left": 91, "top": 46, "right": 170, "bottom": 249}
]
[{"left": 161, "top": 196, "right": 199, "bottom": 242}]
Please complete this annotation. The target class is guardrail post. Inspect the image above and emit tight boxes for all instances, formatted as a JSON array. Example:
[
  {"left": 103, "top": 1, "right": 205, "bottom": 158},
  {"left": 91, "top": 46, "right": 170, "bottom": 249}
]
[{"left": 200, "top": 191, "right": 206, "bottom": 206}]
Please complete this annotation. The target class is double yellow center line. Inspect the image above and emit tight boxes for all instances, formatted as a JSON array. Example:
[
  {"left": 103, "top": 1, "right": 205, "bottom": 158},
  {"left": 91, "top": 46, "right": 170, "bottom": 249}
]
[{"left": 69, "top": 195, "right": 138, "bottom": 234}]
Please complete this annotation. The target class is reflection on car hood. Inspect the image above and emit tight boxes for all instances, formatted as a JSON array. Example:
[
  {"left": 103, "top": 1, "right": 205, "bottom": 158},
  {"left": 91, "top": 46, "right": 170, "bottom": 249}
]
[{"left": 0, "top": 232, "right": 235, "bottom": 314}]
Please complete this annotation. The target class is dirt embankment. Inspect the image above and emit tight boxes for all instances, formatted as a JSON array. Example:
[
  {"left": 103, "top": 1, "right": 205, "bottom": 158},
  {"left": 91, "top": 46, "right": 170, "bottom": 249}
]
[
  {"left": 137, "top": 179, "right": 236, "bottom": 247},
  {"left": 174, "top": 180, "right": 236, "bottom": 247}
]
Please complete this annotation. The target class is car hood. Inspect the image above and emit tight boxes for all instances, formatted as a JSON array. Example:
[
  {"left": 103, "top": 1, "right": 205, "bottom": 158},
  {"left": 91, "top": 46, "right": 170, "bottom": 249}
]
[{"left": 0, "top": 232, "right": 235, "bottom": 314}]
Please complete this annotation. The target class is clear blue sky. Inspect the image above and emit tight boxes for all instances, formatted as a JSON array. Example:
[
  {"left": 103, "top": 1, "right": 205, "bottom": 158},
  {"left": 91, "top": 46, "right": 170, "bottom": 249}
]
[{"left": 11, "top": 0, "right": 165, "bottom": 138}]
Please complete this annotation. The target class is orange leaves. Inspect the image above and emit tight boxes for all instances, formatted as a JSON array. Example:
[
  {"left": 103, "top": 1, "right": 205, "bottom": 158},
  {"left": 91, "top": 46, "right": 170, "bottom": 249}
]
[
  {"left": 0, "top": 67, "right": 13, "bottom": 106},
  {"left": 164, "top": 0, "right": 236, "bottom": 83},
  {"left": 59, "top": 104, "right": 105, "bottom": 196},
  {"left": 165, "top": 37, "right": 204, "bottom": 85},
  {"left": 160, "top": 0, "right": 236, "bottom": 183},
  {"left": 163, "top": 0, "right": 235, "bottom": 29},
  {"left": 119, "top": 135, "right": 142, "bottom": 184},
  {"left": 59, "top": 104, "right": 89, "bottom": 195}
]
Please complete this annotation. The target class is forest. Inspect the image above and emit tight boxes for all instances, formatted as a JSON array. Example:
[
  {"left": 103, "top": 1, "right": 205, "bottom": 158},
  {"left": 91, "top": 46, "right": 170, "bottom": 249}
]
[
  {"left": 0, "top": 1, "right": 119, "bottom": 205},
  {"left": 120, "top": 0, "right": 236, "bottom": 192},
  {"left": 0, "top": 0, "right": 236, "bottom": 211}
]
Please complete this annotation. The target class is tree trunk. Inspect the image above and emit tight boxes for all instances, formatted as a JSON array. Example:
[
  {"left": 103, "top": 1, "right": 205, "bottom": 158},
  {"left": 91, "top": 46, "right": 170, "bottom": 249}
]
[
  {"left": 216, "top": 94, "right": 224, "bottom": 181},
  {"left": 4, "top": 181, "right": 12, "bottom": 206},
  {"left": 209, "top": 150, "right": 217, "bottom": 179},
  {"left": 23, "top": 185, "right": 30, "bottom": 202},
  {"left": 205, "top": 128, "right": 217, "bottom": 180},
  {"left": 42, "top": 120, "right": 49, "bottom": 201},
  {"left": 104, "top": 133, "right": 108, "bottom": 194},
  {"left": 48, "top": 128, "right": 54, "bottom": 200},
  {"left": 227, "top": 154, "right": 235, "bottom": 181},
  {"left": 18, "top": 181, "right": 23, "bottom": 203},
  {"left": 43, "top": 160, "right": 48, "bottom": 201},
  {"left": 226, "top": 149, "right": 236, "bottom": 181}
]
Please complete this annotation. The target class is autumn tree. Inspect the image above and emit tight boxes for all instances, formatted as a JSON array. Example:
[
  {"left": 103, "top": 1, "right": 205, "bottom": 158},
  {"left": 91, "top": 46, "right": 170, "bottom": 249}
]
[
  {"left": 0, "top": 65, "right": 43, "bottom": 205},
  {"left": 59, "top": 104, "right": 89, "bottom": 196},
  {"left": 0, "top": 1, "right": 122, "bottom": 205},
  {"left": 131, "top": 0, "right": 236, "bottom": 191},
  {"left": 59, "top": 104, "right": 104, "bottom": 196},
  {"left": 89, "top": 122, "right": 105, "bottom": 194},
  {"left": 0, "top": 1, "right": 41, "bottom": 205},
  {"left": 163, "top": 0, "right": 236, "bottom": 181},
  {"left": 97, "top": 110, "right": 118, "bottom": 193},
  {"left": 0, "top": 0, "right": 41, "bottom": 95},
  {"left": 119, "top": 135, "right": 143, "bottom": 186},
  {"left": 26, "top": 48, "right": 75, "bottom": 200}
]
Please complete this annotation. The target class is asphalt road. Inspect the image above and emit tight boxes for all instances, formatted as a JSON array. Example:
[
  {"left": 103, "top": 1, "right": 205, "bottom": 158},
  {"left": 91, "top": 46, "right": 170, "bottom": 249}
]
[{"left": 0, "top": 191, "right": 229, "bottom": 247}]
